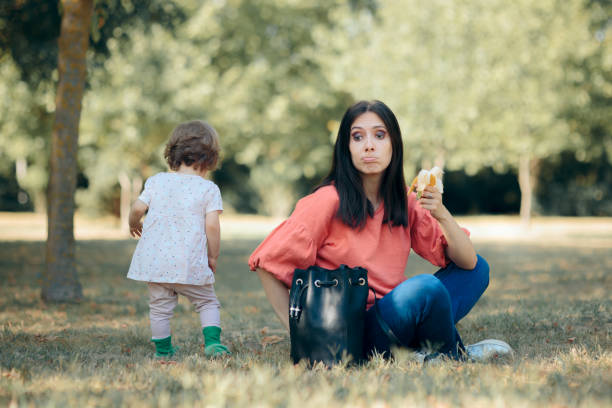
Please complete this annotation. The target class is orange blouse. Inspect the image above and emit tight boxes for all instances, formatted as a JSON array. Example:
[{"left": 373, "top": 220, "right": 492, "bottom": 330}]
[{"left": 248, "top": 185, "right": 467, "bottom": 307}]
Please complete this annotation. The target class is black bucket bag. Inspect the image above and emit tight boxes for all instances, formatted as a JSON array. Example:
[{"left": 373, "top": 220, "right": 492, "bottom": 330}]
[{"left": 288, "top": 264, "right": 369, "bottom": 365}]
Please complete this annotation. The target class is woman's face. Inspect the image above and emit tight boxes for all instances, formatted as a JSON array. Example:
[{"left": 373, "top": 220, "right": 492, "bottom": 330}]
[{"left": 349, "top": 111, "right": 392, "bottom": 177}]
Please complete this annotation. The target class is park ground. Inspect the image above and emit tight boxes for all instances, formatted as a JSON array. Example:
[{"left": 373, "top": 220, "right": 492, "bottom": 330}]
[{"left": 0, "top": 212, "right": 611, "bottom": 407}]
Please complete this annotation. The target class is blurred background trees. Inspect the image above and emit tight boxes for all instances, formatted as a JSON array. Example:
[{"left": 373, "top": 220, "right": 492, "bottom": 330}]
[
  {"left": 1, "top": 0, "right": 185, "bottom": 301},
  {"left": 1, "top": 0, "right": 610, "bottom": 221}
]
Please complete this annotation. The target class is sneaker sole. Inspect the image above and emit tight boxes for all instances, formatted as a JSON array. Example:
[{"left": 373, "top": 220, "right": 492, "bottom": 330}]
[{"left": 470, "top": 339, "right": 514, "bottom": 354}]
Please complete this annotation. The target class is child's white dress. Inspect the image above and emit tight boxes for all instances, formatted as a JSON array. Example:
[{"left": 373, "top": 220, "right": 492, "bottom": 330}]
[{"left": 127, "top": 172, "right": 222, "bottom": 285}]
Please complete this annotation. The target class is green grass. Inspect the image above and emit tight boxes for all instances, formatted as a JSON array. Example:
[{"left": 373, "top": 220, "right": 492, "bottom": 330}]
[{"left": 0, "top": 237, "right": 611, "bottom": 407}]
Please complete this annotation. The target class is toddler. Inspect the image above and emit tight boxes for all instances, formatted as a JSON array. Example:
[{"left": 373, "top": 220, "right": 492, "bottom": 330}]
[{"left": 127, "top": 120, "right": 230, "bottom": 358}]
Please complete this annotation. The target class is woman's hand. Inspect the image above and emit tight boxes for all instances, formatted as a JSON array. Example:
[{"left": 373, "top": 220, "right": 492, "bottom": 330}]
[
  {"left": 418, "top": 185, "right": 477, "bottom": 269},
  {"left": 417, "top": 185, "right": 450, "bottom": 221}
]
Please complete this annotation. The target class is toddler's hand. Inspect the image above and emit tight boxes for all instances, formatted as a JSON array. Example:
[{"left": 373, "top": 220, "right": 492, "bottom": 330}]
[
  {"left": 129, "top": 222, "right": 143, "bottom": 238},
  {"left": 208, "top": 257, "right": 217, "bottom": 273}
]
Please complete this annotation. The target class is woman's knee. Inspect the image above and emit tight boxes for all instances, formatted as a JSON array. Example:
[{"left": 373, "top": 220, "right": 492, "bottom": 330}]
[
  {"left": 393, "top": 274, "right": 449, "bottom": 306},
  {"left": 379, "top": 274, "right": 452, "bottom": 335},
  {"left": 474, "top": 254, "right": 490, "bottom": 292}
]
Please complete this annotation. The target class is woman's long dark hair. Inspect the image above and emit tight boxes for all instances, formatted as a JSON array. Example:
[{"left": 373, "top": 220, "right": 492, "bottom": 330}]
[{"left": 317, "top": 100, "right": 408, "bottom": 229}]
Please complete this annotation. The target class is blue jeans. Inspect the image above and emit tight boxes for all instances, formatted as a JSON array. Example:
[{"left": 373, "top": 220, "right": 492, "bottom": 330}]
[{"left": 364, "top": 255, "right": 490, "bottom": 359}]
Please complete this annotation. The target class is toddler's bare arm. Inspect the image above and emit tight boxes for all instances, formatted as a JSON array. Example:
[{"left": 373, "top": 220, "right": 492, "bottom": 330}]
[
  {"left": 128, "top": 199, "right": 148, "bottom": 238},
  {"left": 205, "top": 210, "right": 221, "bottom": 272}
]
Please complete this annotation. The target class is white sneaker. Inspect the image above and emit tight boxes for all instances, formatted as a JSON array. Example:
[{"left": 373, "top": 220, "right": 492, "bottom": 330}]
[
  {"left": 465, "top": 339, "right": 514, "bottom": 362},
  {"left": 413, "top": 351, "right": 426, "bottom": 364},
  {"left": 415, "top": 351, "right": 447, "bottom": 366}
]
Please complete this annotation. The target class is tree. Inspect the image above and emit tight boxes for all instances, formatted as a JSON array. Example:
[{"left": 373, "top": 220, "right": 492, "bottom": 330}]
[
  {"left": 42, "top": 0, "right": 94, "bottom": 302},
  {"left": 0, "top": 1, "right": 59, "bottom": 212},
  {"left": 469, "top": 0, "right": 594, "bottom": 225},
  {"left": 0, "top": 59, "right": 54, "bottom": 212},
  {"left": 0, "top": 0, "right": 186, "bottom": 216},
  {"left": 562, "top": 0, "right": 612, "bottom": 162},
  {"left": 79, "top": 0, "right": 354, "bottom": 219},
  {"left": 79, "top": 23, "right": 182, "bottom": 230},
  {"left": 317, "top": 0, "right": 593, "bottom": 224},
  {"left": 535, "top": 0, "right": 612, "bottom": 216},
  {"left": 181, "top": 0, "right": 353, "bottom": 216},
  {"left": 1, "top": 0, "right": 185, "bottom": 301}
]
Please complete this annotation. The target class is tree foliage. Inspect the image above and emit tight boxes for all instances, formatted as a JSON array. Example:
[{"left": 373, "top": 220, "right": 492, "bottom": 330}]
[
  {"left": 0, "top": 0, "right": 610, "bottom": 219},
  {"left": 317, "top": 0, "right": 596, "bottom": 222},
  {"left": 80, "top": 0, "right": 353, "bottom": 218},
  {"left": 0, "top": 0, "right": 186, "bottom": 214}
]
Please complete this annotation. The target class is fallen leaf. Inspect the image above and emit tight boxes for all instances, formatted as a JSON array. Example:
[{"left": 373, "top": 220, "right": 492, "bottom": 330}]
[
  {"left": 158, "top": 360, "right": 178, "bottom": 365},
  {"left": 244, "top": 306, "right": 259, "bottom": 314},
  {"left": 567, "top": 337, "right": 576, "bottom": 343},
  {"left": 261, "top": 335, "right": 283, "bottom": 347},
  {"left": 2, "top": 370, "right": 19, "bottom": 379},
  {"left": 260, "top": 326, "right": 269, "bottom": 335}
]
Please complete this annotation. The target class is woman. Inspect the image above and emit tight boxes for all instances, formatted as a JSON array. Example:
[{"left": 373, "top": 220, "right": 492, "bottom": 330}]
[{"left": 249, "top": 100, "right": 512, "bottom": 362}]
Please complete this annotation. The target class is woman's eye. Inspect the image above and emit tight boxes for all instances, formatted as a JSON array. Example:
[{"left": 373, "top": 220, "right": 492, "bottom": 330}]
[
  {"left": 376, "top": 131, "right": 386, "bottom": 139},
  {"left": 351, "top": 133, "right": 362, "bottom": 141}
]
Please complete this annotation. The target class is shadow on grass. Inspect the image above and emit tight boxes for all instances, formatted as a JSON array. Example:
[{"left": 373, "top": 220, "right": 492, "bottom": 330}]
[{"left": 1, "top": 239, "right": 610, "bottom": 364}]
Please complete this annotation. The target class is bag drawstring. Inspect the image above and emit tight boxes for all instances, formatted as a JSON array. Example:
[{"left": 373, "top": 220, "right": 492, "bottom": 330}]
[{"left": 291, "top": 276, "right": 361, "bottom": 322}]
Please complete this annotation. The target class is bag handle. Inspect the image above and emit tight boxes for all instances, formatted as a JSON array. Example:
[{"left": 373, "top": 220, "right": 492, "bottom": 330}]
[
  {"left": 289, "top": 278, "right": 308, "bottom": 321},
  {"left": 370, "top": 287, "right": 405, "bottom": 347}
]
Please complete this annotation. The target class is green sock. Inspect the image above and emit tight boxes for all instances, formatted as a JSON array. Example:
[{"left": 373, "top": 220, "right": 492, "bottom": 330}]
[
  {"left": 152, "top": 336, "right": 178, "bottom": 357},
  {"left": 202, "top": 326, "right": 230, "bottom": 357}
]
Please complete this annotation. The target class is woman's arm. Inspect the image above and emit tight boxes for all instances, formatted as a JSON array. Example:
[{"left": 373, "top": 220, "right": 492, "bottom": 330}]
[
  {"left": 128, "top": 199, "right": 148, "bottom": 238},
  {"left": 205, "top": 210, "right": 221, "bottom": 273},
  {"left": 418, "top": 185, "right": 477, "bottom": 269},
  {"left": 256, "top": 268, "right": 290, "bottom": 331}
]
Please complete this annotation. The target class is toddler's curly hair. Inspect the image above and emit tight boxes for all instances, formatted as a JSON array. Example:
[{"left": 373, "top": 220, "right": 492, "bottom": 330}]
[{"left": 164, "top": 120, "right": 220, "bottom": 171}]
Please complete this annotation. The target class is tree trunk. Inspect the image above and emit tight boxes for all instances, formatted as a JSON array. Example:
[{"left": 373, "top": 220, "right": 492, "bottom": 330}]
[
  {"left": 518, "top": 154, "right": 539, "bottom": 228},
  {"left": 119, "top": 172, "right": 143, "bottom": 235},
  {"left": 119, "top": 172, "right": 131, "bottom": 235},
  {"left": 42, "top": 0, "right": 93, "bottom": 302},
  {"left": 32, "top": 191, "right": 47, "bottom": 214}
]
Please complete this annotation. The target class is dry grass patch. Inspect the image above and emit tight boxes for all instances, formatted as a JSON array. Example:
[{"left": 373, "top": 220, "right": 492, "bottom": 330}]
[{"left": 0, "top": 217, "right": 611, "bottom": 407}]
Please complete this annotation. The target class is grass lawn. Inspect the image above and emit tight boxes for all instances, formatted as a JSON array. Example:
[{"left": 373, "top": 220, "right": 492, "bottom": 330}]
[{"left": 0, "top": 214, "right": 611, "bottom": 407}]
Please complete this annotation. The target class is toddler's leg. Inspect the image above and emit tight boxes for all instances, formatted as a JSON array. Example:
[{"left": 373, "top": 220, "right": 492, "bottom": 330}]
[
  {"left": 148, "top": 283, "right": 178, "bottom": 339},
  {"left": 177, "top": 284, "right": 230, "bottom": 356},
  {"left": 176, "top": 283, "right": 221, "bottom": 327}
]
